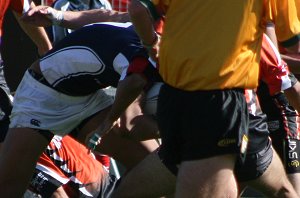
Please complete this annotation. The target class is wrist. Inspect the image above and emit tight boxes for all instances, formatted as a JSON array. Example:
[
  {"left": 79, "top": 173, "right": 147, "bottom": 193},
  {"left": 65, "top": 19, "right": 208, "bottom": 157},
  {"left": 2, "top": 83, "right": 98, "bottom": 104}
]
[
  {"left": 46, "top": 8, "right": 64, "bottom": 26},
  {"left": 142, "top": 32, "right": 160, "bottom": 50}
]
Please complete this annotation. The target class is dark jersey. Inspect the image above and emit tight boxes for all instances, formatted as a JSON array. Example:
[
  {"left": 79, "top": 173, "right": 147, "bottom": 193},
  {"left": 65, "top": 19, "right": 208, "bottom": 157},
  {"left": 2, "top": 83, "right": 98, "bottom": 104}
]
[{"left": 40, "top": 22, "right": 159, "bottom": 96}]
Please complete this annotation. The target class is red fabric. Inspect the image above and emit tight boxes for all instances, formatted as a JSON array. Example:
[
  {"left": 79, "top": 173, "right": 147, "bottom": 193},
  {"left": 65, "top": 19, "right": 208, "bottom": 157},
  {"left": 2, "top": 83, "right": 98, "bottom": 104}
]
[
  {"left": 127, "top": 56, "right": 149, "bottom": 76},
  {"left": 109, "top": 0, "right": 129, "bottom": 12},
  {"left": 37, "top": 135, "right": 107, "bottom": 192},
  {"left": 0, "top": 0, "right": 27, "bottom": 36},
  {"left": 260, "top": 34, "right": 291, "bottom": 96},
  {"left": 95, "top": 154, "right": 111, "bottom": 169}
]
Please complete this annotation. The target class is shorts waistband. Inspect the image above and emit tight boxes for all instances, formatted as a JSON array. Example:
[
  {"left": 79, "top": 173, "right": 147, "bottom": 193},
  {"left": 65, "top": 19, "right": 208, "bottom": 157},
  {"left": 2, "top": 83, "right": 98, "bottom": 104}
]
[{"left": 28, "top": 68, "right": 52, "bottom": 88}]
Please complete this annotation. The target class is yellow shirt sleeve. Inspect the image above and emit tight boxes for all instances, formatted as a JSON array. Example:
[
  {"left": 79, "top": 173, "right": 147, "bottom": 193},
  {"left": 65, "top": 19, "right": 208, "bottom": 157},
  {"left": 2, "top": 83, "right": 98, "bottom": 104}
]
[{"left": 266, "top": 0, "right": 300, "bottom": 45}]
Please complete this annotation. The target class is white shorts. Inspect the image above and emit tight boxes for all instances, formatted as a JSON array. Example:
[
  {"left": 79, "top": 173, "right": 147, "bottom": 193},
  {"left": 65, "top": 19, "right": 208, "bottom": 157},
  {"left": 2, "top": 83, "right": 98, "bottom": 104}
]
[{"left": 10, "top": 71, "right": 113, "bottom": 136}]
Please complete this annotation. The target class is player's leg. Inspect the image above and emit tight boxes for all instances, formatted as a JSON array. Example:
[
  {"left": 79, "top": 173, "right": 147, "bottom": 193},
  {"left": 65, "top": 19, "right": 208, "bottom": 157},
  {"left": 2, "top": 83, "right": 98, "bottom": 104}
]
[
  {"left": 98, "top": 130, "right": 159, "bottom": 170},
  {"left": 112, "top": 150, "right": 176, "bottom": 198},
  {"left": 240, "top": 146, "right": 297, "bottom": 197},
  {"left": 27, "top": 168, "right": 66, "bottom": 198},
  {"left": 282, "top": 138, "right": 300, "bottom": 196},
  {"left": 0, "top": 128, "right": 53, "bottom": 196},
  {"left": 287, "top": 173, "right": 300, "bottom": 196},
  {"left": 73, "top": 106, "right": 160, "bottom": 170},
  {"left": 176, "top": 154, "right": 238, "bottom": 197},
  {"left": 157, "top": 85, "right": 247, "bottom": 198}
]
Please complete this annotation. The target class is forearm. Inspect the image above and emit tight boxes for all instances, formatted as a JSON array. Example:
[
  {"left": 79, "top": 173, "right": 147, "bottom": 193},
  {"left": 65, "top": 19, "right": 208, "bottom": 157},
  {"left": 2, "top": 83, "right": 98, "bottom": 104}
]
[
  {"left": 107, "top": 74, "right": 146, "bottom": 123},
  {"left": 282, "top": 54, "right": 300, "bottom": 75},
  {"left": 128, "top": 0, "right": 157, "bottom": 45},
  {"left": 60, "top": 9, "right": 130, "bottom": 29},
  {"left": 284, "top": 82, "right": 300, "bottom": 113},
  {"left": 13, "top": 10, "right": 52, "bottom": 55}
]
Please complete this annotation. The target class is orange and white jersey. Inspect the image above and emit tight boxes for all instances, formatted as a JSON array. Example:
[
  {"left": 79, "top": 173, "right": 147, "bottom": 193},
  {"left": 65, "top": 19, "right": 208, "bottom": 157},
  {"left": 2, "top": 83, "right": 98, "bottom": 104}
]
[
  {"left": 260, "top": 34, "right": 297, "bottom": 96},
  {"left": 36, "top": 135, "right": 108, "bottom": 197},
  {"left": 245, "top": 33, "right": 298, "bottom": 116}
]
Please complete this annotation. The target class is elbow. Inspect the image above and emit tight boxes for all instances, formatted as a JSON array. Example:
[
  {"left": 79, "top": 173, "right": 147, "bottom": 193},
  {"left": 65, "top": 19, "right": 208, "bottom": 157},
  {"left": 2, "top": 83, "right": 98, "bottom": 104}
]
[
  {"left": 128, "top": 74, "right": 147, "bottom": 90},
  {"left": 128, "top": 0, "right": 147, "bottom": 19},
  {"left": 285, "top": 45, "right": 300, "bottom": 54}
]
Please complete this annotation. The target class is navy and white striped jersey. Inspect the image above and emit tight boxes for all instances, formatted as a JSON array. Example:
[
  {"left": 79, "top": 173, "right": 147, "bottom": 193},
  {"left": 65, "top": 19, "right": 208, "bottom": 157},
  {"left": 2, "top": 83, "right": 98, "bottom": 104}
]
[{"left": 40, "top": 22, "right": 157, "bottom": 96}]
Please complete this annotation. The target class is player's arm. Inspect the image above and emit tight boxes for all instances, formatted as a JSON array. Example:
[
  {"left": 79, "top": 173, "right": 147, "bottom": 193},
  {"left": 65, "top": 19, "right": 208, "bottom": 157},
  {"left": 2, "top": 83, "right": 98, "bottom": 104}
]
[
  {"left": 106, "top": 73, "right": 147, "bottom": 127},
  {"left": 280, "top": 54, "right": 300, "bottom": 75},
  {"left": 13, "top": 2, "right": 52, "bottom": 55},
  {"left": 284, "top": 81, "right": 300, "bottom": 113},
  {"left": 265, "top": 22, "right": 300, "bottom": 75},
  {"left": 22, "top": 5, "right": 130, "bottom": 29},
  {"left": 86, "top": 57, "right": 160, "bottom": 148},
  {"left": 86, "top": 74, "right": 147, "bottom": 149},
  {"left": 272, "top": 0, "right": 300, "bottom": 54},
  {"left": 129, "top": 0, "right": 164, "bottom": 61},
  {"left": 129, "top": 0, "right": 158, "bottom": 48}
]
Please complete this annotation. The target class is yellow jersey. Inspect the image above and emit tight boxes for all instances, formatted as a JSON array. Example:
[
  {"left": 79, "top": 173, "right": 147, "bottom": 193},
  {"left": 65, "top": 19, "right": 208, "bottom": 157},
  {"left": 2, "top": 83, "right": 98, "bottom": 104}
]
[{"left": 151, "top": 0, "right": 300, "bottom": 91}]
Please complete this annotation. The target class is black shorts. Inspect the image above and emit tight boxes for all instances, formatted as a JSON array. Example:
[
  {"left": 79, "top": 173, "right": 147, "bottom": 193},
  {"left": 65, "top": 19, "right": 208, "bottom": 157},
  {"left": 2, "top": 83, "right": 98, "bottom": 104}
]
[
  {"left": 261, "top": 91, "right": 300, "bottom": 174},
  {"left": 157, "top": 84, "right": 249, "bottom": 165},
  {"left": 247, "top": 112, "right": 270, "bottom": 154},
  {"left": 28, "top": 169, "right": 63, "bottom": 197},
  {"left": 269, "top": 120, "right": 300, "bottom": 174},
  {"left": 234, "top": 138, "right": 273, "bottom": 182}
]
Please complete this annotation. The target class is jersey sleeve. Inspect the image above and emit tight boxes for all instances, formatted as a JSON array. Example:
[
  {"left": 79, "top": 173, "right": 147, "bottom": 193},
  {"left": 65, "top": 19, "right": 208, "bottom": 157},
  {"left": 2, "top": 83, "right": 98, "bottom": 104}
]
[
  {"left": 260, "top": 34, "right": 298, "bottom": 96},
  {"left": 126, "top": 56, "right": 162, "bottom": 91},
  {"left": 265, "top": 0, "right": 300, "bottom": 48},
  {"left": 9, "top": 0, "right": 30, "bottom": 14}
]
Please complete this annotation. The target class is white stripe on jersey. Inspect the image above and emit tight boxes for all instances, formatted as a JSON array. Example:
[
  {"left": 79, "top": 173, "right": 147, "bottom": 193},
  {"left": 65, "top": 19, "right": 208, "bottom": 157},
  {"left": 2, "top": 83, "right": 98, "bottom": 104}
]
[
  {"left": 84, "top": 22, "right": 133, "bottom": 28},
  {"left": 40, "top": 46, "right": 105, "bottom": 86},
  {"left": 264, "top": 34, "right": 292, "bottom": 92}
]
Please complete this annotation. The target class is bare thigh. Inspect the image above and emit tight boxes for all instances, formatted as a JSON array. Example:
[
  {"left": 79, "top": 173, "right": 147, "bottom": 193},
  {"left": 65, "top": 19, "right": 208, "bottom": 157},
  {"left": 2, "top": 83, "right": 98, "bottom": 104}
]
[
  {"left": 98, "top": 131, "right": 159, "bottom": 170},
  {"left": 287, "top": 173, "right": 300, "bottom": 197},
  {"left": 176, "top": 154, "right": 237, "bottom": 198},
  {"left": 0, "top": 128, "right": 51, "bottom": 197},
  {"left": 112, "top": 151, "right": 176, "bottom": 198},
  {"left": 74, "top": 106, "right": 160, "bottom": 170},
  {"left": 241, "top": 147, "right": 298, "bottom": 198}
]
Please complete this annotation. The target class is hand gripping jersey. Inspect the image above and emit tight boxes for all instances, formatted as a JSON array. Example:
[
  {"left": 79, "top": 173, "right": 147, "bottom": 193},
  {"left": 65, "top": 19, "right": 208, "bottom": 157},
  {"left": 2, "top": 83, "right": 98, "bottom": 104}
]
[{"left": 39, "top": 22, "right": 161, "bottom": 96}]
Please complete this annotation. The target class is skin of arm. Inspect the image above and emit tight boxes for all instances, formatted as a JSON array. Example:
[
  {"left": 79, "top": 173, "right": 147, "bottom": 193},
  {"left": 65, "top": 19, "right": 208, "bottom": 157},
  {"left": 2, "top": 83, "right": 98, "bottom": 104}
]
[
  {"left": 128, "top": 0, "right": 157, "bottom": 47},
  {"left": 283, "top": 81, "right": 300, "bottom": 113},
  {"left": 13, "top": 2, "right": 52, "bottom": 55},
  {"left": 61, "top": 9, "right": 130, "bottom": 29},
  {"left": 265, "top": 22, "right": 300, "bottom": 74},
  {"left": 85, "top": 73, "right": 147, "bottom": 146},
  {"left": 108, "top": 73, "right": 147, "bottom": 124},
  {"left": 22, "top": 5, "right": 130, "bottom": 29},
  {"left": 281, "top": 54, "right": 300, "bottom": 75}
]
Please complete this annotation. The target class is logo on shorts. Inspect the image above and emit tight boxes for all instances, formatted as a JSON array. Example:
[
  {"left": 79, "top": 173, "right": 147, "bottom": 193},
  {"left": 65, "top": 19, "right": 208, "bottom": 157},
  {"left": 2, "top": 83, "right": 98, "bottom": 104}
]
[
  {"left": 288, "top": 160, "right": 300, "bottom": 168},
  {"left": 240, "top": 134, "right": 248, "bottom": 155},
  {"left": 30, "top": 119, "right": 41, "bottom": 127},
  {"left": 217, "top": 138, "right": 236, "bottom": 147}
]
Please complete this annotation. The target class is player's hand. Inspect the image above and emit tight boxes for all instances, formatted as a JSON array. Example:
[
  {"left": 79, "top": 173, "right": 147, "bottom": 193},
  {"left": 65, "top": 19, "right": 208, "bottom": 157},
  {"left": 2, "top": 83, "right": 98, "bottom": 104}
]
[
  {"left": 85, "top": 119, "right": 117, "bottom": 151},
  {"left": 21, "top": 6, "right": 63, "bottom": 27},
  {"left": 143, "top": 33, "right": 161, "bottom": 62}
]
